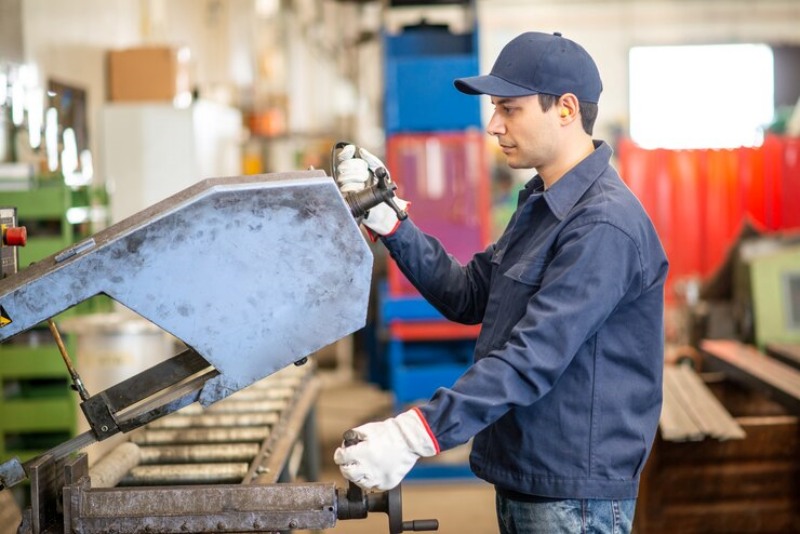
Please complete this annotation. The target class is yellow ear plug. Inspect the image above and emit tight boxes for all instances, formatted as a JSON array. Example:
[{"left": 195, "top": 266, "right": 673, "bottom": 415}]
[{"left": 560, "top": 108, "right": 569, "bottom": 117}]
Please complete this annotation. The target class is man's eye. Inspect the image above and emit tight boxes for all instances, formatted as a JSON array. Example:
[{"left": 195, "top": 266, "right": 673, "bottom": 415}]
[{"left": 503, "top": 106, "right": 514, "bottom": 114}]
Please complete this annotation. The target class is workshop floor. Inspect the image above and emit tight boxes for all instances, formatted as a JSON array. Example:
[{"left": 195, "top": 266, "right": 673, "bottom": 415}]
[{"left": 310, "top": 376, "right": 498, "bottom": 534}]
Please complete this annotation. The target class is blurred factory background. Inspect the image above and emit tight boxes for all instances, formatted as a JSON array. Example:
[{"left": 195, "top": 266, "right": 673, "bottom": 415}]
[{"left": 1, "top": 0, "right": 800, "bottom": 533}]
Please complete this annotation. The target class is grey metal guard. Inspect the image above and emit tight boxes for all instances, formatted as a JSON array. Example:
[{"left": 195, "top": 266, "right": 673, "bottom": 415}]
[{"left": 0, "top": 170, "right": 373, "bottom": 406}]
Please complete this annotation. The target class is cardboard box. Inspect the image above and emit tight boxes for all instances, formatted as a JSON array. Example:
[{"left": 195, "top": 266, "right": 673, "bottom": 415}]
[{"left": 107, "top": 46, "right": 191, "bottom": 103}]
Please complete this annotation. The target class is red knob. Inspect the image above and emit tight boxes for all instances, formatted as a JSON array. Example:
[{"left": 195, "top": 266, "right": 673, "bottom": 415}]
[{"left": 4, "top": 226, "right": 27, "bottom": 246}]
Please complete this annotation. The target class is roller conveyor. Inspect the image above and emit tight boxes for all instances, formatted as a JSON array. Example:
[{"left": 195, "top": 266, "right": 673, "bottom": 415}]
[{"left": 118, "top": 364, "right": 317, "bottom": 486}]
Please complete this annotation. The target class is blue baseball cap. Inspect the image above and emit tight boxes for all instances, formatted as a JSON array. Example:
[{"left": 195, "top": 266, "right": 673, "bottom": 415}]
[{"left": 454, "top": 32, "right": 602, "bottom": 103}]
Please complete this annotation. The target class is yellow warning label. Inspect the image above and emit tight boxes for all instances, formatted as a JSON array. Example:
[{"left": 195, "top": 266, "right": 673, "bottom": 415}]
[{"left": 0, "top": 305, "right": 11, "bottom": 327}]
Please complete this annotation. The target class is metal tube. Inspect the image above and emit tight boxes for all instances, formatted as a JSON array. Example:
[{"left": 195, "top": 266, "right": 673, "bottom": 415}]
[
  {"left": 121, "top": 463, "right": 250, "bottom": 485},
  {"left": 130, "top": 427, "right": 270, "bottom": 445},
  {"left": 202, "top": 399, "right": 289, "bottom": 414},
  {"left": 139, "top": 443, "right": 261, "bottom": 464},
  {"left": 146, "top": 412, "right": 280, "bottom": 429},
  {"left": 230, "top": 386, "right": 300, "bottom": 400},
  {"left": 88, "top": 442, "right": 141, "bottom": 488},
  {"left": 174, "top": 399, "right": 288, "bottom": 415},
  {"left": 215, "top": 387, "right": 297, "bottom": 401}
]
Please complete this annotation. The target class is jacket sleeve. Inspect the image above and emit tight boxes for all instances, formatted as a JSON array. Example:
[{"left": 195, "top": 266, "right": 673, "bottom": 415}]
[
  {"left": 417, "top": 221, "right": 644, "bottom": 451},
  {"left": 382, "top": 219, "right": 495, "bottom": 325}
]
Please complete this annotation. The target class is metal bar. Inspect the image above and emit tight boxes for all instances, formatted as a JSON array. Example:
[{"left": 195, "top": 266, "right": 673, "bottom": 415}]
[
  {"left": 660, "top": 367, "right": 704, "bottom": 441},
  {"left": 701, "top": 339, "right": 800, "bottom": 414},
  {"left": 251, "top": 377, "right": 321, "bottom": 484},
  {"left": 139, "top": 443, "right": 261, "bottom": 464},
  {"left": 121, "top": 463, "right": 250, "bottom": 485},
  {"left": 67, "top": 482, "right": 338, "bottom": 533},
  {"left": 673, "top": 364, "right": 745, "bottom": 440},
  {"left": 766, "top": 342, "right": 800, "bottom": 371}
]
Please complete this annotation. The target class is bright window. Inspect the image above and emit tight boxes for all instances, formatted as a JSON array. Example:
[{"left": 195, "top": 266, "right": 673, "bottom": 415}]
[{"left": 629, "top": 44, "right": 774, "bottom": 149}]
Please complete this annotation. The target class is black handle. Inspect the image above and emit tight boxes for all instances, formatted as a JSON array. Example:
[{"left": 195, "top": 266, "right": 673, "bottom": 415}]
[
  {"left": 337, "top": 429, "right": 439, "bottom": 533},
  {"left": 331, "top": 141, "right": 408, "bottom": 221},
  {"left": 343, "top": 429, "right": 360, "bottom": 447},
  {"left": 374, "top": 168, "right": 408, "bottom": 221},
  {"left": 403, "top": 519, "right": 440, "bottom": 531}
]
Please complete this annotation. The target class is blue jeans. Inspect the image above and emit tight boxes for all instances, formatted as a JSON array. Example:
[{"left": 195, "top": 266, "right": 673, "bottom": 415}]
[{"left": 496, "top": 493, "right": 636, "bottom": 534}]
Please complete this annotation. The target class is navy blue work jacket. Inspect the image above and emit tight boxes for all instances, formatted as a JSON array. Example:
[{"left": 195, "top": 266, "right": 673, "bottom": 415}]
[{"left": 382, "top": 141, "right": 668, "bottom": 499}]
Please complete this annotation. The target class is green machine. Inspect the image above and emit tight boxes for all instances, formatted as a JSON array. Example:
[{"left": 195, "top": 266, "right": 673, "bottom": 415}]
[
  {"left": 749, "top": 244, "right": 800, "bottom": 348},
  {"left": 0, "top": 182, "right": 109, "bottom": 465}
]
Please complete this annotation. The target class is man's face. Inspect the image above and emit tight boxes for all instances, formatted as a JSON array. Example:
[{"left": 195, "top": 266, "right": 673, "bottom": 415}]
[{"left": 487, "top": 94, "right": 560, "bottom": 170}]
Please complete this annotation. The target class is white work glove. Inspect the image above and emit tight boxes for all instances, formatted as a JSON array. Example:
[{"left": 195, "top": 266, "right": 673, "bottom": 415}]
[
  {"left": 363, "top": 199, "right": 409, "bottom": 238},
  {"left": 334, "top": 408, "right": 439, "bottom": 491},
  {"left": 335, "top": 144, "right": 373, "bottom": 193},
  {"left": 335, "top": 144, "right": 409, "bottom": 238}
]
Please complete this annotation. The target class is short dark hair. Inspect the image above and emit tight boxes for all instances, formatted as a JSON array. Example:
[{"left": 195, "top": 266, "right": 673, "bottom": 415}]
[{"left": 538, "top": 94, "right": 598, "bottom": 135}]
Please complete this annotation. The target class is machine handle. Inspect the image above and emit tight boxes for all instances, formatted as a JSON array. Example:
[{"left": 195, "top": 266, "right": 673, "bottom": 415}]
[
  {"left": 403, "top": 519, "right": 440, "bottom": 531},
  {"left": 339, "top": 428, "right": 439, "bottom": 533},
  {"left": 343, "top": 429, "right": 360, "bottom": 447},
  {"left": 331, "top": 141, "right": 408, "bottom": 221}
]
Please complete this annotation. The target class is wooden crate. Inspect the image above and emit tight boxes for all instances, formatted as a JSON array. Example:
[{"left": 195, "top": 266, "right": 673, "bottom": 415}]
[{"left": 636, "top": 374, "right": 800, "bottom": 533}]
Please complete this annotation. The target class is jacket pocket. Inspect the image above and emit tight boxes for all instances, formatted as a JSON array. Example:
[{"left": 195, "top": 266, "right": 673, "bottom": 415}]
[{"left": 502, "top": 257, "right": 547, "bottom": 287}]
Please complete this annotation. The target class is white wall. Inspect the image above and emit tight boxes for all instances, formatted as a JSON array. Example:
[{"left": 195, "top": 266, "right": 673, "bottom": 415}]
[
  {"left": 477, "top": 0, "right": 800, "bottom": 144},
  {"left": 20, "top": 0, "right": 141, "bottom": 185},
  {"left": 19, "top": 0, "right": 255, "bottom": 189},
  {"left": 17, "top": 0, "right": 800, "bottom": 182}
]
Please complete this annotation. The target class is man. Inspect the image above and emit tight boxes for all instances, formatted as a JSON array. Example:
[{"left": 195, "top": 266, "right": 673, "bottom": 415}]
[{"left": 334, "top": 31, "right": 668, "bottom": 533}]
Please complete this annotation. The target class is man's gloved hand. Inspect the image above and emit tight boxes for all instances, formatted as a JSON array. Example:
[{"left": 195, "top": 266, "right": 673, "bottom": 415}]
[
  {"left": 335, "top": 144, "right": 373, "bottom": 193},
  {"left": 362, "top": 199, "right": 409, "bottom": 238},
  {"left": 335, "top": 144, "right": 408, "bottom": 238},
  {"left": 334, "top": 408, "right": 439, "bottom": 491}
]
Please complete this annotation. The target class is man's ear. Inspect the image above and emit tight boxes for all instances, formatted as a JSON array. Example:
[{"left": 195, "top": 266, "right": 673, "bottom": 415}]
[{"left": 558, "top": 93, "right": 580, "bottom": 123}]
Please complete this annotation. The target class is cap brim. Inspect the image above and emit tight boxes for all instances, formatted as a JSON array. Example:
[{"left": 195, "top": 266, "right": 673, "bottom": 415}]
[{"left": 454, "top": 74, "right": 538, "bottom": 97}]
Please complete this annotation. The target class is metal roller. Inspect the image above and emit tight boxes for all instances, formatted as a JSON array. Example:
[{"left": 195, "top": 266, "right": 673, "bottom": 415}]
[
  {"left": 121, "top": 463, "right": 250, "bottom": 485},
  {"left": 201, "top": 399, "right": 290, "bottom": 414},
  {"left": 131, "top": 427, "right": 270, "bottom": 445},
  {"left": 234, "top": 383, "right": 304, "bottom": 401},
  {"left": 139, "top": 443, "right": 261, "bottom": 464},
  {"left": 145, "top": 412, "right": 280, "bottom": 429},
  {"left": 88, "top": 442, "right": 142, "bottom": 488},
  {"left": 215, "top": 386, "right": 297, "bottom": 401}
]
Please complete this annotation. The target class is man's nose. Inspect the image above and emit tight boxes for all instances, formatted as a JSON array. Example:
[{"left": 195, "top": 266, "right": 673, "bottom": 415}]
[{"left": 487, "top": 114, "right": 504, "bottom": 136}]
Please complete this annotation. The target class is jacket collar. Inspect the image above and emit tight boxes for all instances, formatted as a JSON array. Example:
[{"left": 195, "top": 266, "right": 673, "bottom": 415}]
[{"left": 518, "top": 141, "right": 611, "bottom": 220}]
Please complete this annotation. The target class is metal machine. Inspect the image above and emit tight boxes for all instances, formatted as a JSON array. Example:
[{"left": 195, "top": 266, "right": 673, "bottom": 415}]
[{"left": 0, "top": 169, "right": 436, "bottom": 533}]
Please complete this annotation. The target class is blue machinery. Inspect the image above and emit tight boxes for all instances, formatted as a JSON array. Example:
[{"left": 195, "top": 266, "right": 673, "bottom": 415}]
[{"left": 377, "top": 3, "right": 485, "bottom": 481}]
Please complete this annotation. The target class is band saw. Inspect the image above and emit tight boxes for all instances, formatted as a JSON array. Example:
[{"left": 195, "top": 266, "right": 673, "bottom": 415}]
[{"left": 0, "top": 168, "right": 436, "bottom": 533}]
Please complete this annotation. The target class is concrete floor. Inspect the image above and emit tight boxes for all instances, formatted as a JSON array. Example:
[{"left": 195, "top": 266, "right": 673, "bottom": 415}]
[{"left": 307, "top": 376, "right": 499, "bottom": 534}]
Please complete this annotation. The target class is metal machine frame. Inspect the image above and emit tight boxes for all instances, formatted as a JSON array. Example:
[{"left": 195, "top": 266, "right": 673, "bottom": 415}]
[{"left": 0, "top": 170, "right": 437, "bottom": 533}]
